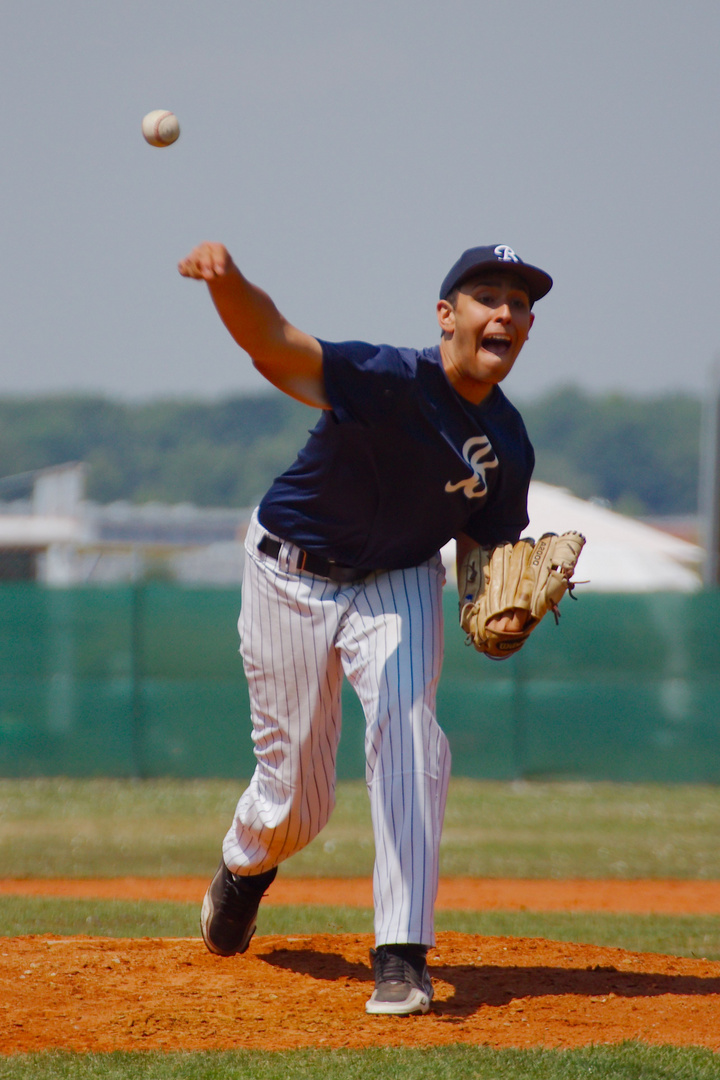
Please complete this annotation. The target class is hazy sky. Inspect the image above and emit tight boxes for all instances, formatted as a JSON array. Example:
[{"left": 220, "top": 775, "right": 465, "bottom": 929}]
[{"left": 2, "top": 0, "right": 719, "bottom": 402}]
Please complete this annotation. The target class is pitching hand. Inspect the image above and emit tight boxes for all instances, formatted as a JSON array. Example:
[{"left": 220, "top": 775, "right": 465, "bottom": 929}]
[
  {"left": 178, "top": 242, "right": 235, "bottom": 281},
  {"left": 485, "top": 609, "right": 529, "bottom": 635}
]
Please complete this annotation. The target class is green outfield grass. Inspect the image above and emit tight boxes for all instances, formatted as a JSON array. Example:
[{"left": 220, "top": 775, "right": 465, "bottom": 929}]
[
  {"left": 2, "top": 777, "right": 720, "bottom": 880},
  {"left": 2, "top": 896, "right": 720, "bottom": 959},
  {"left": 3, "top": 779, "right": 720, "bottom": 1079},
  {"left": 1, "top": 1044, "right": 719, "bottom": 1080}
]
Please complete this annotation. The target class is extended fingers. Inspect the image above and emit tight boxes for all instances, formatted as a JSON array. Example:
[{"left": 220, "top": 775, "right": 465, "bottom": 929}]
[{"left": 486, "top": 609, "right": 529, "bottom": 634}]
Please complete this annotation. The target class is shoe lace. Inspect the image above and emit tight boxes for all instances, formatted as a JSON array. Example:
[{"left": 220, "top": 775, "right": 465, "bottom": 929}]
[
  {"left": 216, "top": 873, "right": 246, "bottom": 919},
  {"left": 374, "top": 948, "right": 414, "bottom": 985},
  {"left": 219, "top": 867, "right": 275, "bottom": 919}
]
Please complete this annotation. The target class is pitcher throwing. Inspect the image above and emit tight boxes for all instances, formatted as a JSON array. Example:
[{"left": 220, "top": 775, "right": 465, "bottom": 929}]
[{"left": 179, "top": 241, "right": 553, "bottom": 1015}]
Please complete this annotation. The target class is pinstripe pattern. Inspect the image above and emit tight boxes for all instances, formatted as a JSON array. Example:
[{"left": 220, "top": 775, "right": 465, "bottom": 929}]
[{"left": 223, "top": 510, "right": 450, "bottom": 946}]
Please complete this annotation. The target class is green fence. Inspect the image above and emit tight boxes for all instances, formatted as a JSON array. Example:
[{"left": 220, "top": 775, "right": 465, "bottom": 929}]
[{"left": 1, "top": 584, "right": 719, "bottom": 782}]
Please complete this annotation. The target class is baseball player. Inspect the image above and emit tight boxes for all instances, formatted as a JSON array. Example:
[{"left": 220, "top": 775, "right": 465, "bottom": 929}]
[{"left": 178, "top": 241, "right": 552, "bottom": 1015}]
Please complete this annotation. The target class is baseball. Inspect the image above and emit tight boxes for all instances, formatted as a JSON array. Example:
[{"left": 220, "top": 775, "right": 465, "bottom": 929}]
[{"left": 141, "top": 110, "right": 180, "bottom": 147}]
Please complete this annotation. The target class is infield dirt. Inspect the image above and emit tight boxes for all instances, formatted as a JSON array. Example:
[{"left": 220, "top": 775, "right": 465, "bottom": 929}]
[
  {"left": 3, "top": 932, "right": 720, "bottom": 1053},
  {"left": 2, "top": 878, "right": 720, "bottom": 1053}
]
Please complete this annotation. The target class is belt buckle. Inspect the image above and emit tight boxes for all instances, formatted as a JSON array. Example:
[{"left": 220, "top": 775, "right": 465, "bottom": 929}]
[{"left": 296, "top": 549, "right": 309, "bottom": 573}]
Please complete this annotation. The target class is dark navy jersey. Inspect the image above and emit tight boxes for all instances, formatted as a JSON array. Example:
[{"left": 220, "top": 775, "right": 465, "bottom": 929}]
[{"left": 258, "top": 341, "right": 534, "bottom": 570}]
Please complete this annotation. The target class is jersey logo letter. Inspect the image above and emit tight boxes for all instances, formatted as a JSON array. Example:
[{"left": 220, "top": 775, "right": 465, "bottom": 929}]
[{"left": 445, "top": 436, "right": 499, "bottom": 499}]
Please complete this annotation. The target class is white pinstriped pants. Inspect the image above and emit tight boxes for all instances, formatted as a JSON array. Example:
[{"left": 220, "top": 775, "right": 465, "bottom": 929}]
[{"left": 222, "top": 510, "right": 451, "bottom": 946}]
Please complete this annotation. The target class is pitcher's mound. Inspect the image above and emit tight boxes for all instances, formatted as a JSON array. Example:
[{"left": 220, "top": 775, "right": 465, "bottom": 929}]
[{"left": 3, "top": 932, "right": 720, "bottom": 1053}]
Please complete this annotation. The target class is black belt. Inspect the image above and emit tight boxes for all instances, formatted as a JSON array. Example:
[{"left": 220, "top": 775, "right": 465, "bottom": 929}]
[{"left": 257, "top": 534, "right": 370, "bottom": 584}]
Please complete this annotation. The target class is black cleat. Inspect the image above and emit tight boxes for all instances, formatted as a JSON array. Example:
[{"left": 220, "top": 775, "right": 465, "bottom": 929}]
[
  {"left": 200, "top": 860, "right": 277, "bottom": 956},
  {"left": 366, "top": 944, "right": 433, "bottom": 1015}
]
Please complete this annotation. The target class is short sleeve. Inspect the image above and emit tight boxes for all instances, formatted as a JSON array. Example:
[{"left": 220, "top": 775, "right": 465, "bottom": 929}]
[{"left": 320, "top": 340, "right": 414, "bottom": 424}]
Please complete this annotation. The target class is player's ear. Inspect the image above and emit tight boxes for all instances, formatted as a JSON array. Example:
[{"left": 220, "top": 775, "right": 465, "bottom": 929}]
[{"left": 437, "top": 299, "right": 455, "bottom": 335}]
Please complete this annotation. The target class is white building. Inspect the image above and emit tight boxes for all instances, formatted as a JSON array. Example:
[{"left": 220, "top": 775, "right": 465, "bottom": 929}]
[
  {"left": 1, "top": 467, "right": 704, "bottom": 591},
  {"left": 0, "top": 464, "right": 248, "bottom": 585},
  {"left": 441, "top": 481, "right": 703, "bottom": 593}
]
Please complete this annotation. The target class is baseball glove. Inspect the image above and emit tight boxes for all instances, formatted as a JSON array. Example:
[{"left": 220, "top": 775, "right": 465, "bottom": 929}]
[{"left": 458, "top": 532, "right": 586, "bottom": 660}]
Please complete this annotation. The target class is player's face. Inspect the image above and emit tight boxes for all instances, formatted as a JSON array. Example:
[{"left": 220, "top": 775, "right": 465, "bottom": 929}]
[{"left": 437, "top": 274, "right": 534, "bottom": 403}]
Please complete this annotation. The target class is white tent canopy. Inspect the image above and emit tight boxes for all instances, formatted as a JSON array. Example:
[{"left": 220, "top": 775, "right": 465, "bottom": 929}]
[{"left": 442, "top": 481, "right": 703, "bottom": 593}]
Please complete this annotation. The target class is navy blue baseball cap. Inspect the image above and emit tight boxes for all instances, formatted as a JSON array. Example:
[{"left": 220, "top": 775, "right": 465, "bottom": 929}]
[{"left": 439, "top": 244, "right": 553, "bottom": 305}]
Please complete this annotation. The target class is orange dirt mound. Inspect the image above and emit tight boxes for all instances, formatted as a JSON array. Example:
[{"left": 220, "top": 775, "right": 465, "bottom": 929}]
[{"left": 2, "top": 932, "right": 720, "bottom": 1053}]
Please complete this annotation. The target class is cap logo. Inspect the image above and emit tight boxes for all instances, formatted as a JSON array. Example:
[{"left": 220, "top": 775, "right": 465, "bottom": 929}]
[{"left": 494, "top": 245, "right": 519, "bottom": 263}]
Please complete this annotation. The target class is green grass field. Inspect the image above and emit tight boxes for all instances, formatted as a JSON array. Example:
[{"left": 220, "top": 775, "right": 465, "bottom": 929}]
[
  {"left": 3, "top": 898, "right": 720, "bottom": 961},
  {"left": 1, "top": 1044, "right": 720, "bottom": 1080},
  {"left": 3, "top": 776, "right": 720, "bottom": 880},
  {"left": 2, "top": 778, "right": 720, "bottom": 1078}
]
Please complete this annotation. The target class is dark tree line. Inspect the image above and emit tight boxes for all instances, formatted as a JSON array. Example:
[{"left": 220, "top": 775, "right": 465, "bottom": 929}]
[
  {"left": 0, "top": 388, "right": 702, "bottom": 516},
  {"left": 519, "top": 388, "right": 701, "bottom": 516}
]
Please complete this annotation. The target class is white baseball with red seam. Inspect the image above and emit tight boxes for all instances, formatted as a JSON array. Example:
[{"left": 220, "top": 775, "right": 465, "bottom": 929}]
[{"left": 141, "top": 110, "right": 180, "bottom": 147}]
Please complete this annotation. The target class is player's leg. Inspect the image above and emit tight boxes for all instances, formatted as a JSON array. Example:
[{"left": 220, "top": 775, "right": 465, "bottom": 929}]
[
  {"left": 338, "top": 554, "right": 450, "bottom": 1012},
  {"left": 202, "top": 513, "right": 348, "bottom": 956},
  {"left": 224, "top": 513, "right": 350, "bottom": 872}
]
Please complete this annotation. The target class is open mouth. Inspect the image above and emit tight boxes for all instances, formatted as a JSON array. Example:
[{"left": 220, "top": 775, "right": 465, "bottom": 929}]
[{"left": 481, "top": 334, "right": 512, "bottom": 358}]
